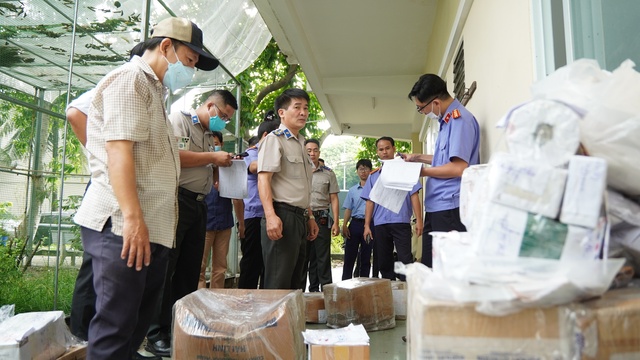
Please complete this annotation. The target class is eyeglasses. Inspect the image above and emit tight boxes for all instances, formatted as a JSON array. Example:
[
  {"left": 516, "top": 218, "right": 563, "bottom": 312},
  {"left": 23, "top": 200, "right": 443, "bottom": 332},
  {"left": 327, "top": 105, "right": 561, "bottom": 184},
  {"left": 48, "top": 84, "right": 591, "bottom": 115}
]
[
  {"left": 213, "top": 104, "right": 230, "bottom": 121},
  {"left": 416, "top": 97, "right": 436, "bottom": 114},
  {"left": 357, "top": 167, "right": 371, "bottom": 172}
]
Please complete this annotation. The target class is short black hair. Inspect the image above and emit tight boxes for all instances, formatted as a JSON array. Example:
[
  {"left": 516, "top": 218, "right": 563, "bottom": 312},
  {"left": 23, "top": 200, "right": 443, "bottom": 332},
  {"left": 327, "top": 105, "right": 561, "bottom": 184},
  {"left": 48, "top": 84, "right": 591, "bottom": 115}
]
[
  {"left": 129, "top": 42, "right": 147, "bottom": 60},
  {"left": 375, "top": 136, "right": 395, "bottom": 147},
  {"left": 304, "top": 138, "right": 320, "bottom": 147},
  {"left": 408, "top": 74, "right": 449, "bottom": 103},
  {"left": 257, "top": 110, "right": 281, "bottom": 137},
  {"left": 318, "top": 158, "right": 325, "bottom": 163},
  {"left": 356, "top": 159, "right": 372, "bottom": 170},
  {"left": 247, "top": 136, "right": 259, "bottom": 147},
  {"left": 209, "top": 89, "right": 238, "bottom": 110},
  {"left": 211, "top": 131, "right": 223, "bottom": 144},
  {"left": 274, "top": 88, "right": 310, "bottom": 113}
]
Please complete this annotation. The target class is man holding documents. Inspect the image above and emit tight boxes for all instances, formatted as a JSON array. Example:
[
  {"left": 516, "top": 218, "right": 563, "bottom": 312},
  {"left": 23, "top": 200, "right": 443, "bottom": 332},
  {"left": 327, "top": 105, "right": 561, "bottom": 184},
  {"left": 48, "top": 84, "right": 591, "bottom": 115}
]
[
  {"left": 146, "top": 90, "right": 237, "bottom": 356},
  {"left": 404, "top": 74, "right": 480, "bottom": 268},
  {"left": 361, "top": 137, "right": 423, "bottom": 280}
]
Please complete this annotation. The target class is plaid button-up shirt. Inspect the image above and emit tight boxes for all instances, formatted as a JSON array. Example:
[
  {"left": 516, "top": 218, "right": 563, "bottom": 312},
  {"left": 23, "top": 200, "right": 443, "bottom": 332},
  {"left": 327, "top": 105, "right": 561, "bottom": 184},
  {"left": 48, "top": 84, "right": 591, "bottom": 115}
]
[{"left": 74, "top": 56, "right": 180, "bottom": 249}]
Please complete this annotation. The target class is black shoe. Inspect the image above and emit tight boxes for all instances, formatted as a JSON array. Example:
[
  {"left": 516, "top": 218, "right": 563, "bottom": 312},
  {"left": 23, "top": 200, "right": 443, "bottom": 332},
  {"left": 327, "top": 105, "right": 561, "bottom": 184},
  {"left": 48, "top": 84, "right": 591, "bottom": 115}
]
[
  {"left": 133, "top": 352, "right": 162, "bottom": 360},
  {"left": 144, "top": 339, "right": 171, "bottom": 358}
]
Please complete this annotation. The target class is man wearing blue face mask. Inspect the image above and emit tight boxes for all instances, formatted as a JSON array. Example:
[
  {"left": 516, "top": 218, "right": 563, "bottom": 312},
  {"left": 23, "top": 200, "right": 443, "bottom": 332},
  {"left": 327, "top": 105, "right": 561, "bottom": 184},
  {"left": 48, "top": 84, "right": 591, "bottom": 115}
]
[
  {"left": 145, "top": 89, "right": 237, "bottom": 357},
  {"left": 74, "top": 17, "right": 219, "bottom": 359}
]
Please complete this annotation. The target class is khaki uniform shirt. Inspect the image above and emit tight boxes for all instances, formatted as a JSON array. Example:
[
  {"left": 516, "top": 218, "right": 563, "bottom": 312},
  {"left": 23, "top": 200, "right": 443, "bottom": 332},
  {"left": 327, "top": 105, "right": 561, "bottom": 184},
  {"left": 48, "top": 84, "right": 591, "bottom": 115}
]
[
  {"left": 74, "top": 56, "right": 180, "bottom": 249},
  {"left": 170, "top": 110, "right": 215, "bottom": 194},
  {"left": 257, "top": 124, "right": 313, "bottom": 209},
  {"left": 310, "top": 166, "right": 339, "bottom": 211}
]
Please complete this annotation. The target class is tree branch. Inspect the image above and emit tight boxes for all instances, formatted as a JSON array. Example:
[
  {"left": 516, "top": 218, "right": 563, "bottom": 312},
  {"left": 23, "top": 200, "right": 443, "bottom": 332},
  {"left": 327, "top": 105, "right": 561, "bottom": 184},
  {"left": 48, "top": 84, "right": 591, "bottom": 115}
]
[{"left": 254, "top": 64, "right": 299, "bottom": 106}]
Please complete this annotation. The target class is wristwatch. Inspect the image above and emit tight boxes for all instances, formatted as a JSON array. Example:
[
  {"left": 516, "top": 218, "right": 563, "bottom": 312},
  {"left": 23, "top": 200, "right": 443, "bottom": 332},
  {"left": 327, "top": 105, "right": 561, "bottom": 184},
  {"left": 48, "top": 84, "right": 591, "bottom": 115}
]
[{"left": 308, "top": 214, "right": 315, "bottom": 220}]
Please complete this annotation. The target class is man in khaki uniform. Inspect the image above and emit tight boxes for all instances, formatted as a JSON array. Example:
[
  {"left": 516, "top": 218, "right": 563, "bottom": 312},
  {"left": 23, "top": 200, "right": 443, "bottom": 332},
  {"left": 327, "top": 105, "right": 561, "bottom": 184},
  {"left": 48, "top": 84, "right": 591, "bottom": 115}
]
[
  {"left": 257, "top": 88, "right": 319, "bottom": 289},
  {"left": 302, "top": 139, "right": 339, "bottom": 291},
  {"left": 145, "top": 90, "right": 236, "bottom": 357}
]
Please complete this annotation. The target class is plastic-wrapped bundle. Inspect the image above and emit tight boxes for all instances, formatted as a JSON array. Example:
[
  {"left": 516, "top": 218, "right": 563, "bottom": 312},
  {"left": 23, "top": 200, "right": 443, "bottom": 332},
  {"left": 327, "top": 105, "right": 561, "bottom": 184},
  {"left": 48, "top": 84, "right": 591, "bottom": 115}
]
[
  {"left": 323, "top": 278, "right": 395, "bottom": 331},
  {"left": 172, "top": 289, "right": 305, "bottom": 360}
]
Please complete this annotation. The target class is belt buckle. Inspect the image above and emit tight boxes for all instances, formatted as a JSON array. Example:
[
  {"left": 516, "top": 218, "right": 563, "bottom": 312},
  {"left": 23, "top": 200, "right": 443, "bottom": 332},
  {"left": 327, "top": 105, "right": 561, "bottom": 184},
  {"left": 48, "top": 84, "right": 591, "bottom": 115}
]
[{"left": 196, "top": 194, "right": 205, "bottom": 201}]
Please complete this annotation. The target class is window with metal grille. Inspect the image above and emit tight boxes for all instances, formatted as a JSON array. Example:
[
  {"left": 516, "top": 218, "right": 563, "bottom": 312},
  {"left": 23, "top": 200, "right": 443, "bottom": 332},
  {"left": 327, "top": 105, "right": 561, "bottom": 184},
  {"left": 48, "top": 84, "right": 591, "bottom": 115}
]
[{"left": 453, "top": 41, "right": 465, "bottom": 101}]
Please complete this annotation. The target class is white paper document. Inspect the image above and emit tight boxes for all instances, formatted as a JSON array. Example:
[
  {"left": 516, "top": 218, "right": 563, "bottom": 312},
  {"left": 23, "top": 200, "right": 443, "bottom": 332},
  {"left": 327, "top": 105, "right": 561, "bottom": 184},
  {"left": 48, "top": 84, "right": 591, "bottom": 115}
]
[
  {"left": 369, "top": 178, "right": 408, "bottom": 214},
  {"left": 302, "top": 323, "right": 369, "bottom": 345},
  {"left": 378, "top": 159, "right": 422, "bottom": 191},
  {"left": 218, "top": 160, "right": 248, "bottom": 199}
]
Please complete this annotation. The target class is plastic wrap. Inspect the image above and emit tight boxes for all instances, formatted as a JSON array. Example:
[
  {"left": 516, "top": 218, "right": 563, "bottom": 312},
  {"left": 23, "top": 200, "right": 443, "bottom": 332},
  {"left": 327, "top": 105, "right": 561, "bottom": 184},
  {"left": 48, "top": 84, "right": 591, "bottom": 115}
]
[
  {"left": 303, "top": 324, "right": 370, "bottom": 360},
  {"left": 172, "top": 288, "right": 305, "bottom": 360},
  {"left": 323, "top": 278, "right": 395, "bottom": 331},
  {"left": 573, "top": 287, "right": 640, "bottom": 359},
  {"left": 504, "top": 99, "right": 581, "bottom": 167},
  {"left": 390, "top": 281, "right": 407, "bottom": 320},
  {"left": 487, "top": 153, "right": 568, "bottom": 219},
  {"left": 404, "top": 262, "right": 577, "bottom": 360},
  {"left": 0, "top": 304, "right": 14, "bottom": 323},
  {"left": 459, "top": 164, "right": 490, "bottom": 231},
  {"left": 304, "top": 292, "right": 327, "bottom": 324},
  {"left": 0, "top": 310, "right": 73, "bottom": 360}
]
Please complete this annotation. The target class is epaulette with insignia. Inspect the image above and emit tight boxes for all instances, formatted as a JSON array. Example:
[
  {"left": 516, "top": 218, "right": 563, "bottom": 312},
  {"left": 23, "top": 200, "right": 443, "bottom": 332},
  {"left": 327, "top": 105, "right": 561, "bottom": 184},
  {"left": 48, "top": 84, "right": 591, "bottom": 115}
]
[
  {"left": 452, "top": 109, "right": 461, "bottom": 119},
  {"left": 272, "top": 129, "right": 284, "bottom": 136},
  {"left": 321, "top": 165, "right": 333, "bottom": 171},
  {"left": 190, "top": 113, "right": 199, "bottom": 124},
  {"left": 444, "top": 112, "right": 451, "bottom": 124}
]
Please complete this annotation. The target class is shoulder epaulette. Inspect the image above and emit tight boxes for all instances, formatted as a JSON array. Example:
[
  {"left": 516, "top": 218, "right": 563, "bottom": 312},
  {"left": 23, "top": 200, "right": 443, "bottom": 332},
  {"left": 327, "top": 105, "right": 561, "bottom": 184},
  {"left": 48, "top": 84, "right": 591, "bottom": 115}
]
[
  {"left": 272, "top": 129, "right": 284, "bottom": 136},
  {"left": 452, "top": 109, "right": 461, "bottom": 119},
  {"left": 321, "top": 165, "right": 333, "bottom": 171},
  {"left": 371, "top": 167, "right": 381, "bottom": 174}
]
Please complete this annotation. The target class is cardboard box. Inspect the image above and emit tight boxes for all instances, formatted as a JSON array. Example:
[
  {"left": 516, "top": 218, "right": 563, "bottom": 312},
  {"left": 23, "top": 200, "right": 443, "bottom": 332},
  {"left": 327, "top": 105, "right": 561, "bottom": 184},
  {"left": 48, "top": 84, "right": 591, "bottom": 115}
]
[
  {"left": 390, "top": 281, "right": 407, "bottom": 320},
  {"left": 323, "top": 278, "right": 395, "bottom": 331},
  {"left": 576, "top": 287, "right": 640, "bottom": 359},
  {"left": 0, "top": 311, "right": 68, "bottom": 360},
  {"left": 410, "top": 297, "right": 574, "bottom": 359},
  {"left": 309, "top": 345, "right": 370, "bottom": 360},
  {"left": 304, "top": 292, "right": 327, "bottom": 323},
  {"left": 172, "top": 289, "right": 305, "bottom": 360},
  {"left": 56, "top": 345, "right": 87, "bottom": 360}
]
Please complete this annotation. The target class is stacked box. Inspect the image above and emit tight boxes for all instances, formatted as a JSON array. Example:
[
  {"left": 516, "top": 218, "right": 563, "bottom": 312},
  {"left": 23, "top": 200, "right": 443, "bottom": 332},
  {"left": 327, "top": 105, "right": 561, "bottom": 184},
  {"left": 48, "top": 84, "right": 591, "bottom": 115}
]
[
  {"left": 323, "top": 278, "right": 395, "bottom": 331},
  {"left": 390, "top": 281, "right": 407, "bottom": 320},
  {"left": 309, "top": 345, "right": 370, "bottom": 360},
  {"left": 304, "top": 292, "right": 327, "bottom": 323},
  {"left": 0, "top": 311, "right": 68, "bottom": 360},
  {"left": 410, "top": 297, "right": 574, "bottom": 359},
  {"left": 56, "top": 345, "right": 87, "bottom": 360},
  {"left": 172, "top": 289, "right": 305, "bottom": 360},
  {"left": 575, "top": 287, "right": 640, "bottom": 359}
]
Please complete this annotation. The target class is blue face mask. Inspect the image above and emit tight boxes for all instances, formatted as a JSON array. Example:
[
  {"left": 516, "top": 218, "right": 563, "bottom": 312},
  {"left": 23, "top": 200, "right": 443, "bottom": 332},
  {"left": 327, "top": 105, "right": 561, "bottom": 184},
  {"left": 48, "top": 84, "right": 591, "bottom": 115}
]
[
  {"left": 209, "top": 105, "right": 228, "bottom": 131},
  {"left": 162, "top": 47, "right": 195, "bottom": 92}
]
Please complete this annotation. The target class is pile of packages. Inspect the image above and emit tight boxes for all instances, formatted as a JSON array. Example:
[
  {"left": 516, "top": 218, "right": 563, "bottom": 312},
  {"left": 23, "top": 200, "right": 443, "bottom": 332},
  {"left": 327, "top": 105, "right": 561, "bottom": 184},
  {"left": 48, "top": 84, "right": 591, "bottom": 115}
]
[{"left": 402, "top": 59, "right": 640, "bottom": 359}]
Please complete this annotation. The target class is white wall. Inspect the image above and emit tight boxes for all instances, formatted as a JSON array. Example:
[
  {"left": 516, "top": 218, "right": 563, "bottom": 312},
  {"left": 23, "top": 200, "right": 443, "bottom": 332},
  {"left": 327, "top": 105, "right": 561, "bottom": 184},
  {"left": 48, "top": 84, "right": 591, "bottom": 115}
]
[{"left": 444, "top": 0, "right": 536, "bottom": 163}]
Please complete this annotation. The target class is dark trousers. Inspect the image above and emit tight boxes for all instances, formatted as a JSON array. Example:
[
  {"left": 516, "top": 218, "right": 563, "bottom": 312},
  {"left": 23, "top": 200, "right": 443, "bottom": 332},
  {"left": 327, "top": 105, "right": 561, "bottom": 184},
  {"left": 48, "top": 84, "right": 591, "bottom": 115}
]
[
  {"left": 147, "top": 193, "right": 206, "bottom": 342},
  {"left": 302, "top": 217, "right": 332, "bottom": 291},
  {"left": 374, "top": 223, "right": 413, "bottom": 281},
  {"left": 422, "top": 208, "right": 466, "bottom": 267},
  {"left": 261, "top": 204, "right": 307, "bottom": 289},
  {"left": 238, "top": 217, "right": 264, "bottom": 289},
  {"left": 82, "top": 221, "right": 170, "bottom": 360},
  {"left": 69, "top": 251, "right": 95, "bottom": 341},
  {"left": 342, "top": 219, "right": 372, "bottom": 280}
]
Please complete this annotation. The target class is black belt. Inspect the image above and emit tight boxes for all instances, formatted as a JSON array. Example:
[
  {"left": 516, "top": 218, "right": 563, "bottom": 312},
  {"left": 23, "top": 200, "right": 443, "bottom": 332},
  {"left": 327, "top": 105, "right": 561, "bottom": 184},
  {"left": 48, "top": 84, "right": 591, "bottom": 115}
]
[
  {"left": 313, "top": 209, "right": 329, "bottom": 218},
  {"left": 273, "top": 202, "right": 306, "bottom": 215},
  {"left": 178, "top": 187, "right": 206, "bottom": 202},
  {"left": 351, "top": 218, "right": 364, "bottom": 222}
]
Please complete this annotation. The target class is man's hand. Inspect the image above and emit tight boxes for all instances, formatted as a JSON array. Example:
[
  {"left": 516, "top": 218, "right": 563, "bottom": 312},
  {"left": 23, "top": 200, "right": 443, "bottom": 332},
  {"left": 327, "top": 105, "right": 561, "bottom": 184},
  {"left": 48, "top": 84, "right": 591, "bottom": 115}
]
[
  {"left": 363, "top": 225, "right": 373, "bottom": 244},
  {"left": 414, "top": 221, "right": 423, "bottom": 237},
  {"left": 211, "top": 151, "right": 233, "bottom": 167},
  {"left": 237, "top": 221, "right": 245, "bottom": 239},
  {"left": 342, "top": 224, "right": 350, "bottom": 239},
  {"left": 307, "top": 219, "right": 319, "bottom": 241},
  {"left": 265, "top": 214, "right": 283, "bottom": 240},
  {"left": 120, "top": 217, "right": 151, "bottom": 271},
  {"left": 331, "top": 222, "right": 340, "bottom": 237}
]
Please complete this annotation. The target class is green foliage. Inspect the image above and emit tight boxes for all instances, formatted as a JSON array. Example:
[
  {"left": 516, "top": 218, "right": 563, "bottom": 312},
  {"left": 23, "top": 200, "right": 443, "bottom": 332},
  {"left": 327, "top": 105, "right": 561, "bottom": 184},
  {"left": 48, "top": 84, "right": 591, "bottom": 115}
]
[
  {"left": 319, "top": 136, "right": 362, "bottom": 190},
  {"left": 0, "top": 265, "right": 77, "bottom": 314},
  {"left": 235, "top": 39, "right": 326, "bottom": 142},
  {"left": 356, "top": 137, "right": 413, "bottom": 168},
  {"left": 331, "top": 219, "right": 345, "bottom": 255}
]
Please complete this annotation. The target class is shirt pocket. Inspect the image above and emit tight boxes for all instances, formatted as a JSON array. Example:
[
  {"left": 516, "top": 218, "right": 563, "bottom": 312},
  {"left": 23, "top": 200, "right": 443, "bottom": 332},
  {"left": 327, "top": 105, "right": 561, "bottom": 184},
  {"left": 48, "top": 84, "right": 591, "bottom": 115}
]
[
  {"left": 439, "top": 142, "right": 448, "bottom": 164},
  {"left": 285, "top": 155, "right": 304, "bottom": 178}
]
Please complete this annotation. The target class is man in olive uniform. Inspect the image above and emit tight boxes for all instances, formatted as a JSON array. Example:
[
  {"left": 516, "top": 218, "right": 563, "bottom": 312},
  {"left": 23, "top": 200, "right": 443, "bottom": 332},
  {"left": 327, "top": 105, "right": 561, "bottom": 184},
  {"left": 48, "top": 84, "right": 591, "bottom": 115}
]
[
  {"left": 257, "top": 88, "right": 319, "bottom": 289},
  {"left": 302, "top": 138, "right": 339, "bottom": 291}
]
